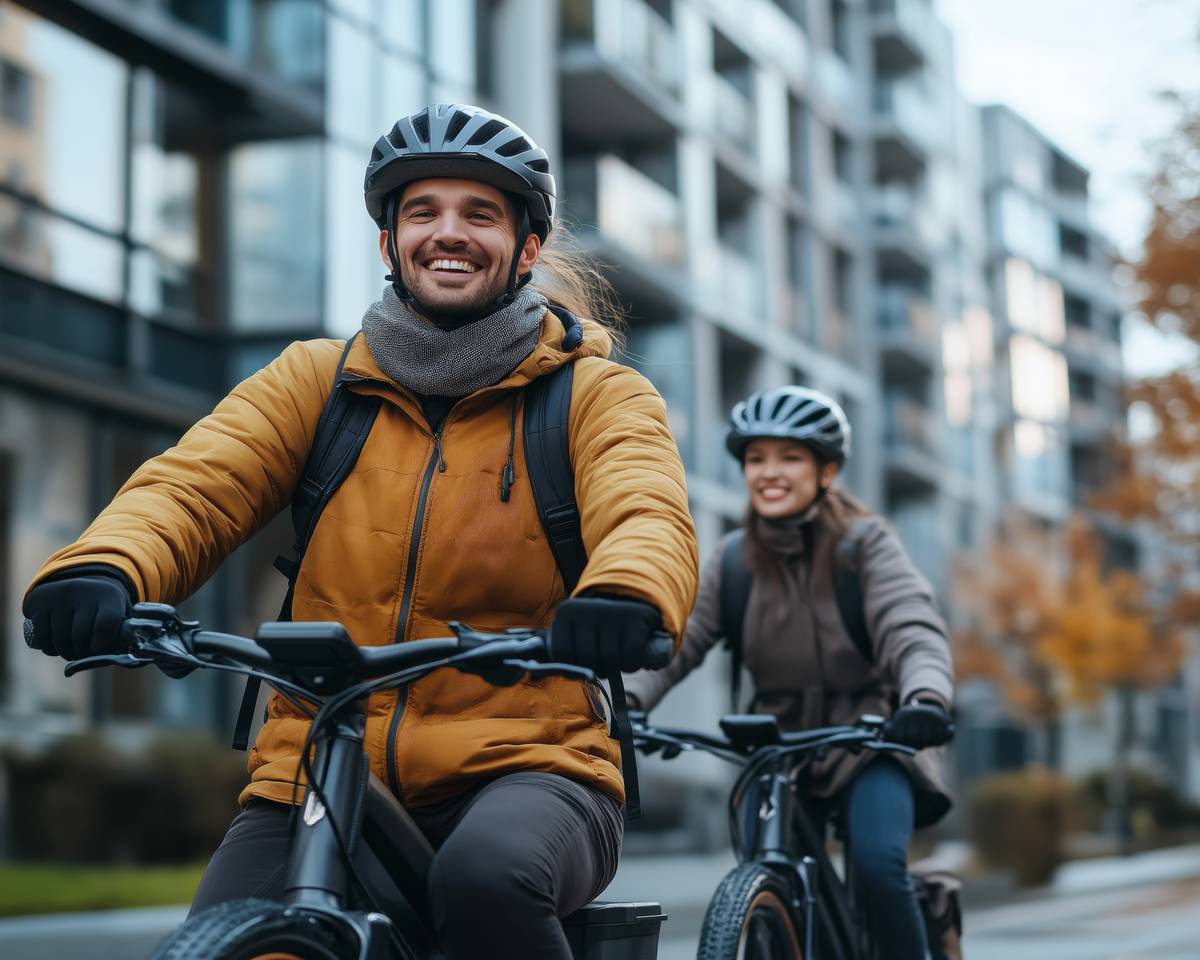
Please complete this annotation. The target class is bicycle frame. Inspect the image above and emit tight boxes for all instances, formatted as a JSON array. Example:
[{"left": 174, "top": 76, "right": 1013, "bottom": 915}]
[
  {"left": 735, "top": 753, "right": 872, "bottom": 960},
  {"left": 279, "top": 693, "right": 441, "bottom": 960}
]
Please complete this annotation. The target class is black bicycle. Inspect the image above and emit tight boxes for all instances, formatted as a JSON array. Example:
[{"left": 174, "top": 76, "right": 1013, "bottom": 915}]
[
  {"left": 634, "top": 713, "right": 920, "bottom": 960},
  {"left": 31, "top": 602, "right": 671, "bottom": 960}
]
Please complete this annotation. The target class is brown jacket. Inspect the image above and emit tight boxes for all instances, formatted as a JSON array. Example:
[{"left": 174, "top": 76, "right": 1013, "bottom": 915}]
[
  {"left": 624, "top": 502, "right": 953, "bottom": 827},
  {"left": 31, "top": 311, "right": 699, "bottom": 810}
]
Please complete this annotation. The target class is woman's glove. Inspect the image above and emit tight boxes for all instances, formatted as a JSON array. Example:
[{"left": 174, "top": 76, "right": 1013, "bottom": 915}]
[
  {"left": 883, "top": 700, "right": 955, "bottom": 749},
  {"left": 550, "top": 595, "right": 664, "bottom": 674},
  {"left": 23, "top": 571, "right": 133, "bottom": 661}
]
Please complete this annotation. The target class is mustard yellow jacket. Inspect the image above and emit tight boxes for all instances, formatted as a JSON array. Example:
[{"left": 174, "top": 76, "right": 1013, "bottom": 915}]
[{"left": 31, "top": 310, "right": 699, "bottom": 809}]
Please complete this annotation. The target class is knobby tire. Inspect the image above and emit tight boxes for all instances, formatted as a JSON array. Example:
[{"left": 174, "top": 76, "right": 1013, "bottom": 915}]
[{"left": 697, "top": 862, "right": 804, "bottom": 960}]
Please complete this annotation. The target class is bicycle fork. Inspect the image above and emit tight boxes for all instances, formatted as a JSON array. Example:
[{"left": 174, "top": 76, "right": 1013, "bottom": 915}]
[
  {"left": 756, "top": 772, "right": 818, "bottom": 958},
  {"left": 283, "top": 706, "right": 393, "bottom": 960}
]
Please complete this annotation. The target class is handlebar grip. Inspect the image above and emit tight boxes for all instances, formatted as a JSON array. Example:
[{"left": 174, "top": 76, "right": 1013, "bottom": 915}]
[
  {"left": 23, "top": 618, "right": 36, "bottom": 650},
  {"left": 643, "top": 631, "right": 674, "bottom": 670}
]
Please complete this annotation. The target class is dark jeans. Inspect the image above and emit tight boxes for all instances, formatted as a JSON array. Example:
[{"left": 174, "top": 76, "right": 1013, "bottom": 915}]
[
  {"left": 190, "top": 772, "right": 624, "bottom": 960},
  {"left": 742, "top": 758, "right": 929, "bottom": 960}
]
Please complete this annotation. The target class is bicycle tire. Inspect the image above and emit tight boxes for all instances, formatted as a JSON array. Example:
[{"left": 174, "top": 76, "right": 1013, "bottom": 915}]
[
  {"left": 149, "top": 898, "right": 359, "bottom": 960},
  {"left": 697, "top": 862, "right": 804, "bottom": 960}
]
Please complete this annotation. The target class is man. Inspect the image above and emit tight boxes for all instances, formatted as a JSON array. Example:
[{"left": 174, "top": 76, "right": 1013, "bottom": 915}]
[{"left": 23, "top": 104, "right": 698, "bottom": 959}]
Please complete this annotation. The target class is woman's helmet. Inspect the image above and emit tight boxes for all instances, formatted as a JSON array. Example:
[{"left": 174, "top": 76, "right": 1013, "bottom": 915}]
[
  {"left": 726, "top": 386, "right": 852, "bottom": 465},
  {"left": 364, "top": 103, "right": 555, "bottom": 241}
]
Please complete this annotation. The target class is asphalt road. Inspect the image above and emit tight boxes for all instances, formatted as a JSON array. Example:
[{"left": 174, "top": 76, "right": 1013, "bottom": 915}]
[{"left": 1, "top": 865, "right": 1198, "bottom": 959}]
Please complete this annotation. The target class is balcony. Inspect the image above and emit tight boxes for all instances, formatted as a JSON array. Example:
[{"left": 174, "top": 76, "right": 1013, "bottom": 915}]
[
  {"left": 885, "top": 395, "right": 942, "bottom": 493},
  {"left": 1056, "top": 249, "right": 1119, "bottom": 308},
  {"left": 812, "top": 49, "right": 856, "bottom": 116},
  {"left": 871, "top": 184, "right": 937, "bottom": 272},
  {"left": 717, "top": 244, "right": 764, "bottom": 322},
  {"left": 1069, "top": 397, "right": 1111, "bottom": 443},
  {"left": 878, "top": 287, "right": 937, "bottom": 379},
  {"left": 561, "top": 0, "right": 682, "bottom": 142},
  {"left": 712, "top": 74, "right": 756, "bottom": 158},
  {"left": 1064, "top": 322, "right": 1122, "bottom": 375},
  {"left": 869, "top": 0, "right": 934, "bottom": 71},
  {"left": 563, "top": 154, "right": 684, "bottom": 297},
  {"left": 872, "top": 79, "right": 936, "bottom": 179}
]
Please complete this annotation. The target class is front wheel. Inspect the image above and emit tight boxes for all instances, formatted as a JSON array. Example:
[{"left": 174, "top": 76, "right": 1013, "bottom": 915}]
[
  {"left": 149, "top": 898, "right": 360, "bottom": 960},
  {"left": 697, "top": 863, "right": 804, "bottom": 960}
]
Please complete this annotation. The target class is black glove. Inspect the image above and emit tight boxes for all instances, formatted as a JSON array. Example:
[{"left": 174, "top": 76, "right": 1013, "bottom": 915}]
[
  {"left": 883, "top": 700, "right": 955, "bottom": 749},
  {"left": 23, "top": 572, "right": 134, "bottom": 661},
  {"left": 550, "top": 595, "right": 663, "bottom": 675}
]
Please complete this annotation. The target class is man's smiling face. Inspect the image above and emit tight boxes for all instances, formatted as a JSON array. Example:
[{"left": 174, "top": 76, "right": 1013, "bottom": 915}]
[{"left": 380, "top": 178, "right": 540, "bottom": 324}]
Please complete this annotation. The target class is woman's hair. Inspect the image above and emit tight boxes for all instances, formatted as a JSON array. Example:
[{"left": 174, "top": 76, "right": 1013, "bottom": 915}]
[
  {"left": 530, "top": 222, "right": 626, "bottom": 355},
  {"left": 742, "top": 487, "right": 872, "bottom": 582}
]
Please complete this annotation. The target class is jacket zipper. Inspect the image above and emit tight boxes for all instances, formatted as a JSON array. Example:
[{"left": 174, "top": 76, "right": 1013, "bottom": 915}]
[{"left": 385, "top": 430, "right": 444, "bottom": 797}]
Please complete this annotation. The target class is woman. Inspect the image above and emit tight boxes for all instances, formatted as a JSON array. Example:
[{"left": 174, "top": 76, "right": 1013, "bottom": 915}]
[{"left": 624, "top": 385, "right": 954, "bottom": 960}]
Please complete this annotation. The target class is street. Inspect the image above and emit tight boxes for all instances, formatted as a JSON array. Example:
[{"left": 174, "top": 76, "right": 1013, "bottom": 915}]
[
  {"left": 1, "top": 854, "right": 1199, "bottom": 959},
  {"left": 964, "top": 876, "right": 1200, "bottom": 960}
]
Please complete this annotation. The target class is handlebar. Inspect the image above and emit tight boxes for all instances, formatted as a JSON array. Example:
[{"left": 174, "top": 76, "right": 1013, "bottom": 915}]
[
  {"left": 632, "top": 714, "right": 916, "bottom": 766},
  {"left": 30, "top": 603, "right": 675, "bottom": 692}
]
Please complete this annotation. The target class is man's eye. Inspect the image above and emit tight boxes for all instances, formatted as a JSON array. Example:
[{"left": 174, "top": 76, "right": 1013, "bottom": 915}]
[{"left": 468, "top": 212, "right": 493, "bottom": 222}]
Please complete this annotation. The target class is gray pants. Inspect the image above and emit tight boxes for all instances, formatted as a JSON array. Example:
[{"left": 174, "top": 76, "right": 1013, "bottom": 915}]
[{"left": 190, "top": 772, "right": 624, "bottom": 960}]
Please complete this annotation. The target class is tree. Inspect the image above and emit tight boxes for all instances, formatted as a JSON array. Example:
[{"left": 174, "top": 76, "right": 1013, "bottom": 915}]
[
  {"left": 955, "top": 518, "right": 1186, "bottom": 788},
  {"left": 1093, "top": 92, "right": 1200, "bottom": 542}
]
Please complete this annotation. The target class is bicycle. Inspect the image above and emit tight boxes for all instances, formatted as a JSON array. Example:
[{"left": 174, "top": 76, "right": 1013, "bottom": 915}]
[
  {"left": 634, "top": 712, "right": 924, "bottom": 960},
  {"left": 28, "top": 602, "right": 672, "bottom": 960}
]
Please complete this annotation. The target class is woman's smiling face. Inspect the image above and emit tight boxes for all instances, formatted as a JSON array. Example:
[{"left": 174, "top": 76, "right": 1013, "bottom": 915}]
[{"left": 742, "top": 438, "right": 838, "bottom": 518}]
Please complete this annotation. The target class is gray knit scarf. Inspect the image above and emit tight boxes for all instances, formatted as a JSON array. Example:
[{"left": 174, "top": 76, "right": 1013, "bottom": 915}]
[{"left": 361, "top": 285, "right": 548, "bottom": 396}]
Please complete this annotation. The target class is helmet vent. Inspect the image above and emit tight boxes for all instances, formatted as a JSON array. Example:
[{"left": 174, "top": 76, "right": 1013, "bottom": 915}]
[
  {"left": 386, "top": 127, "right": 407, "bottom": 151},
  {"left": 466, "top": 118, "right": 507, "bottom": 146},
  {"left": 496, "top": 136, "right": 532, "bottom": 158},
  {"left": 412, "top": 111, "right": 430, "bottom": 144},
  {"left": 446, "top": 109, "right": 471, "bottom": 141},
  {"left": 527, "top": 158, "right": 550, "bottom": 172},
  {"left": 370, "top": 145, "right": 384, "bottom": 163}
]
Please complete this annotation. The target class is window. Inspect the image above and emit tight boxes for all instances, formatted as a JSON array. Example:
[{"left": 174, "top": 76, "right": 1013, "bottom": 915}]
[{"left": 1, "top": 59, "right": 33, "bottom": 128}]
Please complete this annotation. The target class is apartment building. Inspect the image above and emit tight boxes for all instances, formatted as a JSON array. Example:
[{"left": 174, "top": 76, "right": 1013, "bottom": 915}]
[{"left": 1, "top": 0, "right": 1163, "bottom": 844}]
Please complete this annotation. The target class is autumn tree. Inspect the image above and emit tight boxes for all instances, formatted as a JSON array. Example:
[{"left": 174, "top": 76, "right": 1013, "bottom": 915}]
[{"left": 955, "top": 518, "right": 1186, "bottom": 778}]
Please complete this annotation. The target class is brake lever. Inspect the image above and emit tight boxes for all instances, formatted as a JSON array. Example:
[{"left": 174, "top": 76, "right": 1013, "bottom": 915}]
[
  {"left": 64, "top": 653, "right": 155, "bottom": 677},
  {"left": 509, "top": 660, "right": 597, "bottom": 684},
  {"left": 864, "top": 739, "right": 917, "bottom": 757}
]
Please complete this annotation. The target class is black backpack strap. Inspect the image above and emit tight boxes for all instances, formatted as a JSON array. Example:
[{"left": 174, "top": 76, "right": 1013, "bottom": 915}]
[
  {"left": 232, "top": 334, "right": 381, "bottom": 750},
  {"left": 522, "top": 355, "right": 645, "bottom": 819},
  {"left": 523, "top": 361, "right": 587, "bottom": 593},
  {"left": 720, "top": 530, "right": 754, "bottom": 711},
  {"left": 834, "top": 519, "right": 872, "bottom": 662}
]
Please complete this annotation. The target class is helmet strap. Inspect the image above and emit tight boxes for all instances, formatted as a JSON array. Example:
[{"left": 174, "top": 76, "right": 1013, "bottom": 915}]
[
  {"left": 384, "top": 193, "right": 417, "bottom": 305},
  {"left": 494, "top": 206, "right": 533, "bottom": 308}
]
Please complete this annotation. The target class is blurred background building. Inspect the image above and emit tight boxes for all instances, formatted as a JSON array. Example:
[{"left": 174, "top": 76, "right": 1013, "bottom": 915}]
[{"left": 0, "top": 0, "right": 1185, "bottom": 848}]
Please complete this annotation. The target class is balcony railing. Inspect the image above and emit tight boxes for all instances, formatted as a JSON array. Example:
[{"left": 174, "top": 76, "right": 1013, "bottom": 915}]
[
  {"left": 886, "top": 396, "right": 941, "bottom": 457},
  {"left": 1065, "top": 322, "right": 1122, "bottom": 370},
  {"left": 562, "top": 0, "right": 680, "bottom": 95},
  {"left": 717, "top": 244, "right": 763, "bottom": 319},
  {"left": 813, "top": 49, "right": 856, "bottom": 114},
  {"left": 873, "top": 79, "right": 937, "bottom": 149},
  {"left": 713, "top": 74, "right": 756, "bottom": 155},
  {"left": 563, "top": 155, "right": 684, "bottom": 267},
  {"left": 871, "top": 184, "right": 938, "bottom": 248},
  {"left": 878, "top": 288, "right": 936, "bottom": 341},
  {"left": 870, "top": 0, "right": 934, "bottom": 54}
]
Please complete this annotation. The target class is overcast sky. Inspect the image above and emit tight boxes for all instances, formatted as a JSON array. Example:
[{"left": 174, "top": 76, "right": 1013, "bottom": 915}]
[
  {"left": 934, "top": 0, "right": 1200, "bottom": 375},
  {"left": 935, "top": 0, "right": 1200, "bottom": 258}
]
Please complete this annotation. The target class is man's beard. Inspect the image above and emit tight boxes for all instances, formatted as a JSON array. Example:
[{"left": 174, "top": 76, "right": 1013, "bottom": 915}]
[{"left": 405, "top": 266, "right": 507, "bottom": 331}]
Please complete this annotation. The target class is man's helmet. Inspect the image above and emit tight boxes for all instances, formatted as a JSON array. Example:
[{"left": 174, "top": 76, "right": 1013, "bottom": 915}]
[
  {"left": 365, "top": 103, "right": 555, "bottom": 240},
  {"left": 726, "top": 386, "right": 852, "bottom": 465}
]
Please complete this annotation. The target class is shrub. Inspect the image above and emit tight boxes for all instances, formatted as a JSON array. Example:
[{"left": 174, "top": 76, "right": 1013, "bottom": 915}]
[
  {"left": 968, "top": 766, "right": 1072, "bottom": 886},
  {"left": 5, "top": 732, "right": 248, "bottom": 864},
  {"left": 1075, "top": 768, "right": 1200, "bottom": 839}
]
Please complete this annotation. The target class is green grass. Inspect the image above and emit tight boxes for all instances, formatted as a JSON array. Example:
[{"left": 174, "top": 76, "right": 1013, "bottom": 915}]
[{"left": 0, "top": 862, "right": 205, "bottom": 917}]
